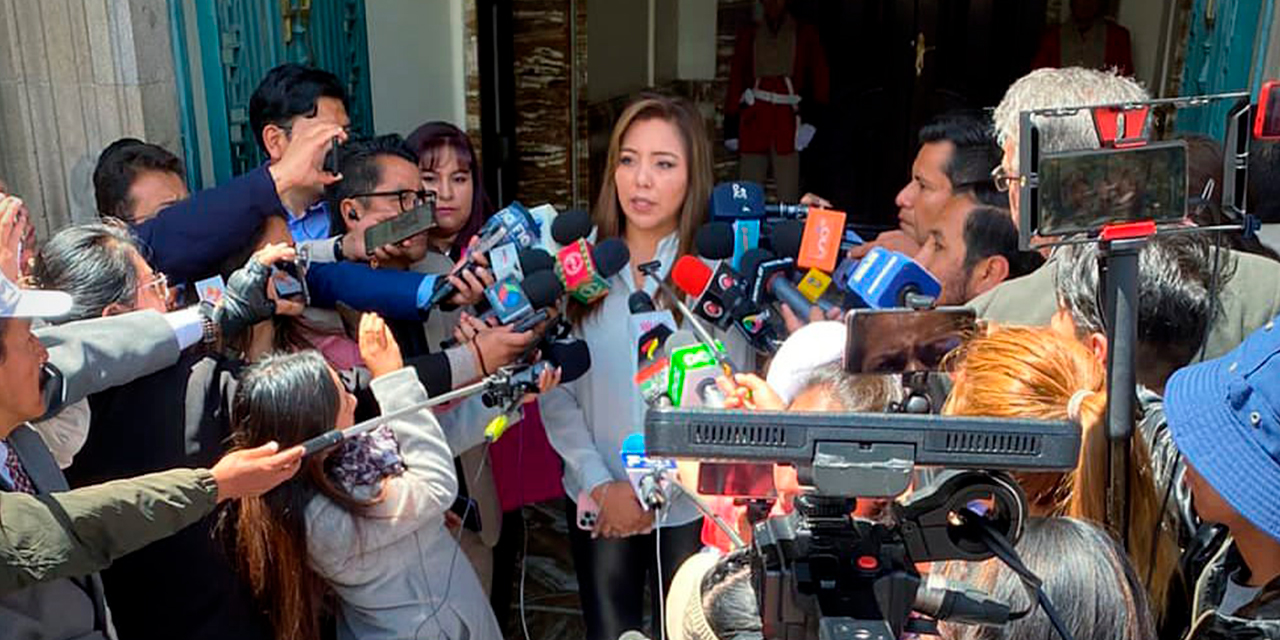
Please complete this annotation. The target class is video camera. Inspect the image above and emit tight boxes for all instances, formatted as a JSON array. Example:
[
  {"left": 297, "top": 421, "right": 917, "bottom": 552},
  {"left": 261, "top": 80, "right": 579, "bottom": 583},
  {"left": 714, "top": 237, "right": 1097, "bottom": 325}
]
[{"left": 645, "top": 408, "right": 1080, "bottom": 640}]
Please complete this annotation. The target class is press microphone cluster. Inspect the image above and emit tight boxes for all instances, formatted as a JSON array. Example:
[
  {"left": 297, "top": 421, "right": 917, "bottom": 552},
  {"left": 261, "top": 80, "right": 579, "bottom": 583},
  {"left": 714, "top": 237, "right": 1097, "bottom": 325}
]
[{"left": 428, "top": 201, "right": 544, "bottom": 307}]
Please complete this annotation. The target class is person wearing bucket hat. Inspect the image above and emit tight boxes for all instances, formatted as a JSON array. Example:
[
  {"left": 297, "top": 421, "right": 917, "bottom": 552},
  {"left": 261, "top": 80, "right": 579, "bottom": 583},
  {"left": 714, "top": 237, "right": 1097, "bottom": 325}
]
[
  {"left": 1165, "top": 317, "right": 1280, "bottom": 640},
  {"left": 0, "top": 269, "right": 306, "bottom": 638}
]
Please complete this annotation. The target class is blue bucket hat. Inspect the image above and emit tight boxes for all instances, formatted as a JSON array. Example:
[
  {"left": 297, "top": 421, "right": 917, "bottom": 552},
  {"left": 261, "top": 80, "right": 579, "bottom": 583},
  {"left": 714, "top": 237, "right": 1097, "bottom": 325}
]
[{"left": 1165, "top": 315, "right": 1280, "bottom": 542}]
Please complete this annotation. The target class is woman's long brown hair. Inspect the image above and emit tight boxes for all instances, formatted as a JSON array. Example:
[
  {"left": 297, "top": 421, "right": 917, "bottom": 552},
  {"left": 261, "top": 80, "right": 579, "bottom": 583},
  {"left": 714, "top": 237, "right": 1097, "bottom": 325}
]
[
  {"left": 942, "top": 325, "right": 1178, "bottom": 624},
  {"left": 221, "top": 351, "right": 381, "bottom": 640},
  {"left": 568, "top": 94, "right": 714, "bottom": 326}
]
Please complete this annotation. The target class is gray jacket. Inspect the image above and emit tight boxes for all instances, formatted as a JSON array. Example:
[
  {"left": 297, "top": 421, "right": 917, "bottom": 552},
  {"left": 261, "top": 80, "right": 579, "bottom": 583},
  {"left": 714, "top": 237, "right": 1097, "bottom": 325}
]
[{"left": 967, "top": 247, "right": 1280, "bottom": 361}]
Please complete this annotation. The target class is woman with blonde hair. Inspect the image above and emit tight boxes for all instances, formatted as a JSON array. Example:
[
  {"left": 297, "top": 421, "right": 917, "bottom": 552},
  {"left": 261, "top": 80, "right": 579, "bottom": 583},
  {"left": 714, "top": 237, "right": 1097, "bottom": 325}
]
[
  {"left": 943, "top": 324, "right": 1179, "bottom": 625},
  {"left": 540, "top": 93, "right": 753, "bottom": 640}
]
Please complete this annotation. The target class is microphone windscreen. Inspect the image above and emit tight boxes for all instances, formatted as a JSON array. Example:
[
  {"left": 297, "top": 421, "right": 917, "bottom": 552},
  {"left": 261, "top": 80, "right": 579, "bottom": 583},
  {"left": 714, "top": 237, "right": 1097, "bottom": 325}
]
[
  {"left": 551, "top": 208, "right": 593, "bottom": 245},
  {"left": 518, "top": 247, "right": 556, "bottom": 275},
  {"left": 629, "top": 291, "right": 657, "bottom": 314},
  {"left": 546, "top": 339, "right": 592, "bottom": 383},
  {"left": 522, "top": 270, "right": 565, "bottom": 308},
  {"left": 771, "top": 220, "right": 805, "bottom": 260},
  {"left": 671, "top": 255, "right": 712, "bottom": 297},
  {"left": 695, "top": 222, "right": 735, "bottom": 260},
  {"left": 738, "top": 247, "right": 776, "bottom": 280},
  {"left": 709, "top": 181, "right": 765, "bottom": 220},
  {"left": 592, "top": 238, "right": 631, "bottom": 278}
]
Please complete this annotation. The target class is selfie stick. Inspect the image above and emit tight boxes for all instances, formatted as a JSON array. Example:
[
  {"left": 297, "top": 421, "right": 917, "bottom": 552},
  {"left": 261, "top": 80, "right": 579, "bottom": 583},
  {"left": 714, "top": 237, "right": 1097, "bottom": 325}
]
[{"left": 638, "top": 260, "right": 741, "bottom": 374}]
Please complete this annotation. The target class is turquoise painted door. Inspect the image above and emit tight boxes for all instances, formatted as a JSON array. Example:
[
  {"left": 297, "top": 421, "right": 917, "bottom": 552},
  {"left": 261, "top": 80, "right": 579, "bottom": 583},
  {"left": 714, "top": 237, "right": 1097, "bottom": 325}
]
[
  {"left": 1178, "top": 0, "right": 1274, "bottom": 138},
  {"left": 171, "top": 0, "right": 374, "bottom": 186}
]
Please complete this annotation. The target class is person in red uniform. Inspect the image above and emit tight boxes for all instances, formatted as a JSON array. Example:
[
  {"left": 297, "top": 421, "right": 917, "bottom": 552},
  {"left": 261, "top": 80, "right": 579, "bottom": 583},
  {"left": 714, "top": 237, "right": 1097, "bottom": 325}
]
[
  {"left": 1033, "top": 0, "right": 1134, "bottom": 77},
  {"left": 725, "top": 0, "right": 829, "bottom": 203}
]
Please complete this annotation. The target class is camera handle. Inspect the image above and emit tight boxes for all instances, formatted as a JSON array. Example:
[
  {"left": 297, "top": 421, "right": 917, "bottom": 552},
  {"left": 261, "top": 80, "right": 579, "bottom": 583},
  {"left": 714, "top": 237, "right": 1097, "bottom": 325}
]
[{"left": 1098, "top": 234, "right": 1145, "bottom": 549}]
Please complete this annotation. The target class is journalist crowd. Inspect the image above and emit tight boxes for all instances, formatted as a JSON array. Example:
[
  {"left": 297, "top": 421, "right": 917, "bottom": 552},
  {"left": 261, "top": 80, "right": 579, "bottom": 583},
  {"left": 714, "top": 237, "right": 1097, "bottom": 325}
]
[{"left": 1, "top": 33, "right": 1280, "bottom": 640}]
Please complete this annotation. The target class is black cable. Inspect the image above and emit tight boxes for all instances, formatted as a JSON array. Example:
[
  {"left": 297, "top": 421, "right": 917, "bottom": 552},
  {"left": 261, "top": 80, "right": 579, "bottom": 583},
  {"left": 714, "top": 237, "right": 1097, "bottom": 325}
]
[{"left": 960, "top": 509, "right": 1076, "bottom": 640}]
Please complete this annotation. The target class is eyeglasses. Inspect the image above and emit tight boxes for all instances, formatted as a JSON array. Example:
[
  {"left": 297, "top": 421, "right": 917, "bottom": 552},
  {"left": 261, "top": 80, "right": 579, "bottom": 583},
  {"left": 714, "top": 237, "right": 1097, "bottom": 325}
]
[
  {"left": 351, "top": 189, "right": 434, "bottom": 213},
  {"left": 139, "top": 272, "right": 170, "bottom": 302},
  {"left": 991, "top": 165, "right": 1025, "bottom": 193}
]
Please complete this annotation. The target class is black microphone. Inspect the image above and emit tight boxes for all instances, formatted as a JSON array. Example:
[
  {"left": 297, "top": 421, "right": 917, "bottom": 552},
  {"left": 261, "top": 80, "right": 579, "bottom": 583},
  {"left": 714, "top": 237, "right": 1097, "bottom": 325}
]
[
  {"left": 505, "top": 338, "right": 592, "bottom": 389},
  {"left": 913, "top": 574, "right": 1012, "bottom": 626},
  {"left": 740, "top": 248, "right": 821, "bottom": 320},
  {"left": 518, "top": 247, "right": 556, "bottom": 276},
  {"left": 551, "top": 208, "right": 593, "bottom": 245},
  {"left": 696, "top": 222, "right": 736, "bottom": 261},
  {"left": 629, "top": 291, "right": 657, "bottom": 314},
  {"left": 766, "top": 223, "right": 840, "bottom": 316},
  {"left": 442, "top": 271, "right": 564, "bottom": 348}
]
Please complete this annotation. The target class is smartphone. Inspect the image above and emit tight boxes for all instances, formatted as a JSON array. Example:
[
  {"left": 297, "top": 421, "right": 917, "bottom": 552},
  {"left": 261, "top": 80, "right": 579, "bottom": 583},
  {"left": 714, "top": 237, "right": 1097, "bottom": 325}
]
[
  {"left": 271, "top": 259, "right": 309, "bottom": 304},
  {"left": 1254, "top": 80, "right": 1280, "bottom": 140},
  {"left": 844, "top": 307, "right": 976, "bottom": 374},
  {"left": 363, "top": 195, "right": 437, "bottom": 254},
  {"left": 576, "top": 490, "right": 599, "bottom": 531},
  {"left": 324, "top": 137, "right": 341, "bottom": 175},
  {"left": 696, "top": 462, "right": 777, "bottom": 498},
  {"left": 1035, "top": 141, "right": 1187, "bottom": 237}
]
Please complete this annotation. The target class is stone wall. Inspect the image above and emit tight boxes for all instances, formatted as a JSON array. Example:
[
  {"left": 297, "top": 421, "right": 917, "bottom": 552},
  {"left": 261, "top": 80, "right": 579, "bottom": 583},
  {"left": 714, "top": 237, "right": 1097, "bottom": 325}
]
[{"left": 0, "top": 0, "right": 180, "bottom": 237}]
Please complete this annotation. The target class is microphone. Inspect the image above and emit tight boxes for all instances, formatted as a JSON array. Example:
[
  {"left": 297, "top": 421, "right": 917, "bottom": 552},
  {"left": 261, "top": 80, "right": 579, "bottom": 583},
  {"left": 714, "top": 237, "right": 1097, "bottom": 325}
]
[
  {"left": 441, "top": 271, "right": 563, "bottom": 348},
  {"left": 842, "top": 246, "right": 942, "bottom": 309},
  {"left": 551, "top": 208, "right": 594, "bottom": 245},
  {"left": 709, "top": 181, "right": 766, "bottom": 220},
  {"left": 556, "top": 237, "right": 630, "bottom": 304},
  {"left": 671, "top": 255, "right": 743, "bottom": 330},
  {"left": 697, "top": 221, "right": 759, "bottom": 274},
  {"left": 797, "top": 208, "right": 846, "bottom": 273},
  {"left": 666, "top": 330, "right": 727, "bottom": 408},
  {"left": 621, "top": 432, "right": 677, "bottom": 510},
  {"left": 518, "top": 247, "right": 556, "bottom": 276},
  {"left": 741, "top": 248, "right": 825, "bottom": 320},
  {"left": 504, "top": 339, "right": 592, "bottom": 390},
  {"left": 770, "top": 223, "right": 840, "bottom": 315},
  {"left": 628, "top": 290, "right": 657, "bottom": 314},
  {"left": 429, "top": 202, "right": 542, "bottom": 306},
  {"left": 913, "top": 573, "right": 1012, "bottom": 626}
]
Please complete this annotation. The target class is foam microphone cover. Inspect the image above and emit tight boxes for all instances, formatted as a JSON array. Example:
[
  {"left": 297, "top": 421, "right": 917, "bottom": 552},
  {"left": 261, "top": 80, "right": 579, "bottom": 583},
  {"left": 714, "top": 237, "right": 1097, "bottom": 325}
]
[
  {"left": 521, "top": 270, "right": 565, "bottom": 308},
  {"left": 709, "top": 181, "right": 765, "bottom": 220},
  {"left": 671, "top": 255, "right": 713, "bottom": 297},
  {"left": 551, "top": 208, "right": 593, "bottom": 245},
  {"left": 518, "top": 247, "right": 556, "bottom": 275},
  {"left": 591, "top": 238, "right": 631, "bottom": 278},
  {"left": 545, "top": 338, "right": 592, "bottom": 383},
  {"left": 629, "top": 291, "right": 657, "bottom": 314},
  {"left": 738, "top": 247, "right": 776, "bottom": 283},
  {"left": 695, "top": 222, "right": 736, "bottom": 260},
  {"left": 770, "top": 220, "right": 805, "bottom": 260}
]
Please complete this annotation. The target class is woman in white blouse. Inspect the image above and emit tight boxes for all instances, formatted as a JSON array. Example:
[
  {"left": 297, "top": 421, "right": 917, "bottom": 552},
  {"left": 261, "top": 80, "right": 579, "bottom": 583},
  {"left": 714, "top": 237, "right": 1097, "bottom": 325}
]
[{"left": 539, "top": 94, "right": 753, "bottom": 640}]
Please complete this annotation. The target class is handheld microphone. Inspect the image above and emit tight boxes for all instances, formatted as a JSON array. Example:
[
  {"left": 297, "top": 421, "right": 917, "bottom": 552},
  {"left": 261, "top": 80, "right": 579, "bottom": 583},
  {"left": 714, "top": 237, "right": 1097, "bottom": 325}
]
[
  {"left": 666, "top": 330, "right": 727, "bottom": 408},
  {"left": 518, "top": 247, "right": 556, "bottom": 276},
  {"left": 697, "top": 220, "right": 759, "bottom": 273},
  {"left": 628, "top": 290, "right": 657, "bottom": 314},
  {"left": 797, "top": 208, "right": 846, "bottom": 272},
  {"left": 770, "top": 222, "right": 840, "bottom": 315},
  {"left": 630, "top": 300, "right": 677, "bottom": 369},
  {"left": 442, "top": 271, "right": 563, "bottom": 348},
  {"left": 843, "top": 246, "right": 942, "bottom": 309},
  {"left": 741, "top": 248, "right": 824, "bottom": 320},
  {"left": 556, "top": 237, "right": 630, "bottom": 304},
  {"left": 621, "top": 432, "right": 678, "bottom": 510},
  {"left": 671, "top": 255, "right": 743, "bottom": 330},
  {"left": 550, "top": 208, "right": 593, "bottom": 245},
  {"left": 637, "top": 260, "right": 740, "bottom": 374},
  {"left": 709, "top": 181, "right": 766, "bottom": 220},
  {"left": 429, "top": 202, "right": 542, "bottom": 306}
]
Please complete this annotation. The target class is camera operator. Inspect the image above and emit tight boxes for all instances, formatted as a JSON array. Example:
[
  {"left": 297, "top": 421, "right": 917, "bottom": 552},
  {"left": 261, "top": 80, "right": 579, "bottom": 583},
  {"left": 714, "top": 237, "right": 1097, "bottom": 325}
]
[
  {"left": 970, "top": 67, "right": 1280, "bottom": 361},
  {"left": 1162, "top": 319, "right": 1280, "bottom": 640},
  {"left": 943, "top": 324, "right": 1179, "bottom": 626},
  {"left": 914, "top": 201, "right": 1042, "bottom": 305}
]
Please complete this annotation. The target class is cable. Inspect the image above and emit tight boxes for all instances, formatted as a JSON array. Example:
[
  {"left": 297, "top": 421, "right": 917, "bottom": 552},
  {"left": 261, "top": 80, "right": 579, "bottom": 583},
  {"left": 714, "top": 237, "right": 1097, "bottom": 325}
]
[
  {"left": 961, "top": 509, "right": 1077, "bottom": 640},
  {"left": 414, "top": 440, "right": 492, "bottom": 640},
  {"left": 517, "top": 411, "right": 532, "bottom": 640},
  {"left": 654, "top": 498, "right": 667, "bottom": 640}
]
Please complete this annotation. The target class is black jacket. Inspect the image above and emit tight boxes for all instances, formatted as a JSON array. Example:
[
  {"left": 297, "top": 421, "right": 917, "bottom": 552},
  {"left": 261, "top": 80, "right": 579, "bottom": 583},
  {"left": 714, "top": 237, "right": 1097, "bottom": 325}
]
[{"left": 64, "top": 351, "right": 274, "bottom": 640}]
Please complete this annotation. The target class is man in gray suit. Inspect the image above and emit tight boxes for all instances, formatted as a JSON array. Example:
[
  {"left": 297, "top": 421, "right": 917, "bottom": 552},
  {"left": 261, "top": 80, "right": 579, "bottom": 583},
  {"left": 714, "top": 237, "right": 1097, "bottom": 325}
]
[{"left": 968, "top": 66, "right": 1280, "bottom": 360}]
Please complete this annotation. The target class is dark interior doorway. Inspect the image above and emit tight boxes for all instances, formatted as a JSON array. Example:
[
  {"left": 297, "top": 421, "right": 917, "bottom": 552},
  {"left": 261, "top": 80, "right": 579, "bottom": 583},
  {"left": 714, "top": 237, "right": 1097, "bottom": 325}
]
[{"left": 792, "top": 0, "right": 1047, "bottom": 227}]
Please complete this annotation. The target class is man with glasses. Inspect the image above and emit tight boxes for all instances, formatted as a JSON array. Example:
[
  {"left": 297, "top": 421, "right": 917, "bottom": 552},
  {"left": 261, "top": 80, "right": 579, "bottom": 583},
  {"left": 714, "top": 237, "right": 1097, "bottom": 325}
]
[{"left": 968, "top": 66, "right": 1280, "bottom": 361}]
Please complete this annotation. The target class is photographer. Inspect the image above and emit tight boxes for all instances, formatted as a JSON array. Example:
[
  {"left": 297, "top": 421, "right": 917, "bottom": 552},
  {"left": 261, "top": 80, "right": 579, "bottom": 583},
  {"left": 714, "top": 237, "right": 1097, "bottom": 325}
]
[
  {"left": 970, "top": 67, "right": 1280, "bottom": 361},
  {"left": 943, "top": 324, "right": 1179, "bottom": 626}
]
